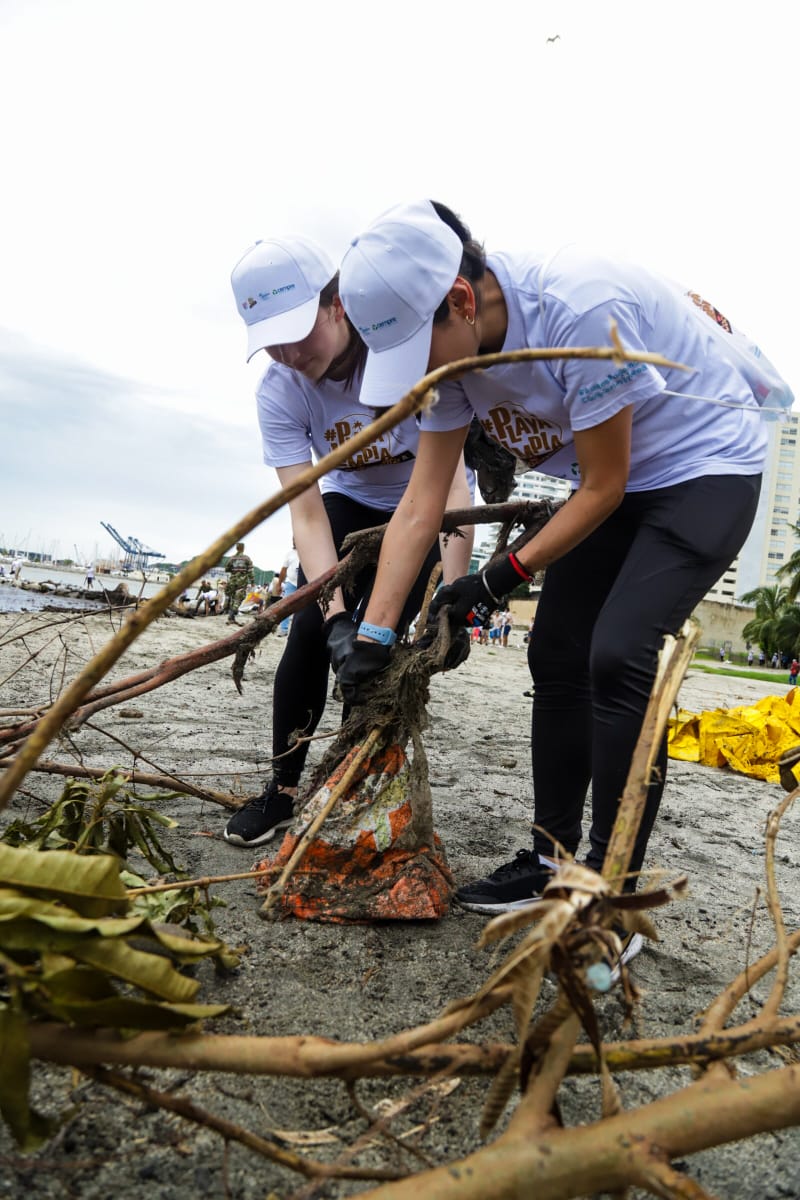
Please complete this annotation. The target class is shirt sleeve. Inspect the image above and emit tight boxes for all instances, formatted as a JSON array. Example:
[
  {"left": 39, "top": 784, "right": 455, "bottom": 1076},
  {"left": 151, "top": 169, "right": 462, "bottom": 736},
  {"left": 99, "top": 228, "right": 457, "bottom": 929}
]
[
  {"left": 418, "top": 378, "right": 474, "bottom": 432},
  {"left": 545, "top": 297, "right": 666, "bottom": 431},
  {"left": 256, "top": 364, "right": 314, "bottom": 468}
]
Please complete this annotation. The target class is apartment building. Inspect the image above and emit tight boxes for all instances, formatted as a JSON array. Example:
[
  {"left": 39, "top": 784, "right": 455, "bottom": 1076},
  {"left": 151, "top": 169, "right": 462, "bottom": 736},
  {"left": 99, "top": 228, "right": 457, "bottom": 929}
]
[{"left": 706, "top": 413, "right": 800, "bottom": 601}]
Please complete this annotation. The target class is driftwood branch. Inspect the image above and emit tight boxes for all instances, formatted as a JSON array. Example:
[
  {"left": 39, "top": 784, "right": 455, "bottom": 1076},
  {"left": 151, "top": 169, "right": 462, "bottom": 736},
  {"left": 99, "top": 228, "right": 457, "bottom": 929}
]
[
  {"left": 83, "top": 1065, "right": 406, "bottom": 1182},
  {"left": 0, "top": 501, "right": 553, "bottom": 761}
]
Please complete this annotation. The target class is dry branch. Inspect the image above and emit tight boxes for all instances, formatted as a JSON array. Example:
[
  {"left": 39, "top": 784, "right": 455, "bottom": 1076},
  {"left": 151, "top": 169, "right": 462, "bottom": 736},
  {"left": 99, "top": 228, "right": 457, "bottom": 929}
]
[
  {"left": 84, "top": 1066, "right": 406, "bottom": 1182},
  {"left": 25, "top": 760, "right": 240, "bottom": 809},
  {"left": 0, "top": 501, "right": 551, "bottom": 760},
  {"left": 350, "top": 1066, "right": 800, "bottom": 1200}
]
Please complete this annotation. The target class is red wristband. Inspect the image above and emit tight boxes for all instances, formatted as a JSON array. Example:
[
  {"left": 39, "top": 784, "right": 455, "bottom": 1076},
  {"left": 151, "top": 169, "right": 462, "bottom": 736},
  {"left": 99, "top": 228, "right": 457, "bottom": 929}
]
[{"left": 508, "top": 552, "right": 532, "bottom": 582}]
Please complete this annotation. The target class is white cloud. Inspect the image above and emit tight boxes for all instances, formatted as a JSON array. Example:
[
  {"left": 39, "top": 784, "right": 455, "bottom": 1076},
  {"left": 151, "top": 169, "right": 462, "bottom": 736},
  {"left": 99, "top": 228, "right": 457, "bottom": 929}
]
[{"left": 0, "top": 0, "right": 796, "bottom": 562}]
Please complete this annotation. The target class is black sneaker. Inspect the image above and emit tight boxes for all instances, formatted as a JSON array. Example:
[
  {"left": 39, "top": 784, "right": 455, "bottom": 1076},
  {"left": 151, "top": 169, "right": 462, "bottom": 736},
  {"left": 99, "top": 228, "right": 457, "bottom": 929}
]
[
  {"left": 223, "top": 781, "right": 295, "bottom": 847},
  {"left": 454, "top": 849, "right": 553, "bottom": 914}
]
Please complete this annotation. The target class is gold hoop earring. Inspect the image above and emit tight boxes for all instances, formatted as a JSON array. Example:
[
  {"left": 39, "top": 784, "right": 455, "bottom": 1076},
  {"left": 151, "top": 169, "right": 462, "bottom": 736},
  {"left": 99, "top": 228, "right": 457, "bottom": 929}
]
[{"left": 465, "top": 312, "right": 475, "bottom": 326}]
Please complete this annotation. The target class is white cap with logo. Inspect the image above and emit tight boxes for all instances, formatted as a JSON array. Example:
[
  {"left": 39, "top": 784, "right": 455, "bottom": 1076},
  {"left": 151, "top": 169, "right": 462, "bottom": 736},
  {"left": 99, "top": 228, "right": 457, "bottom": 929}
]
[
  {"left": 339, "top": 200, "right": 463, "bottom": 407},
  {"left": 231, "top": 236, "right": 336, "bottom": 362}
]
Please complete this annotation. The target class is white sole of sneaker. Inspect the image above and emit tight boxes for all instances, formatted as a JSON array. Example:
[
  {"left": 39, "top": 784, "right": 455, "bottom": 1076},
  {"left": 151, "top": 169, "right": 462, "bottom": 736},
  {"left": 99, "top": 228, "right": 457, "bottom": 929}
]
[
  {"left": 454, "top": 895, "right": 544, "bottom": 915},
  {"left": 609, "top": 931, "right": 644, "bottom": 984},
  {"left": 222, "top": 818, "right": 293, "bottom": 848}
]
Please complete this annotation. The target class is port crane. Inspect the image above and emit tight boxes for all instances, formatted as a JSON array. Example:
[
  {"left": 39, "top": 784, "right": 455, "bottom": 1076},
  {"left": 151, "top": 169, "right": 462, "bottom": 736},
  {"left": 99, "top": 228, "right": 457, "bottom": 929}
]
[{"left": 100, "top": 522, "right": 166, "bottom": 572}]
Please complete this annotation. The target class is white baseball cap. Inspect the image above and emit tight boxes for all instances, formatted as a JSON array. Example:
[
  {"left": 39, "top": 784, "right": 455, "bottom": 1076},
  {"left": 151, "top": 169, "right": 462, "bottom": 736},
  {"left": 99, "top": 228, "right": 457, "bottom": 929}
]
[
  {"left": 231, "top": 236, "right": 336, "bottom": 362},
  {"left": 339, "top": 200, "right": 463, "bottom": 407}
]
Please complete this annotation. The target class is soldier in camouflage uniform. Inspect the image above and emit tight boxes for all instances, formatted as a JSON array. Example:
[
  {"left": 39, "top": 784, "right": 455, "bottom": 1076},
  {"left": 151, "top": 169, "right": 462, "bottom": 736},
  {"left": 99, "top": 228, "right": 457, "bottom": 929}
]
[{"left": 225, "top": 542, "right": 255, "bottom": 625}]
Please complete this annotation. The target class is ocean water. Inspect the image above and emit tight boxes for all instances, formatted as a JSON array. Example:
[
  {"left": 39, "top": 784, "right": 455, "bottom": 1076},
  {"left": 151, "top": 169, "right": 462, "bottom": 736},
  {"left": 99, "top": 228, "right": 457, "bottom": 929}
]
[{"left": 0, "top": 565, "right": 171, "bottom": 614}]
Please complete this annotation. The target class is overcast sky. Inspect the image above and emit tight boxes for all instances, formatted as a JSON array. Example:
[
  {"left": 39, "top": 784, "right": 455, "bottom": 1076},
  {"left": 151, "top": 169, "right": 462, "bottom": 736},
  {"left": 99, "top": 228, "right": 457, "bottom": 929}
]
[{"left": 1, "top": 0, "right": 796, "bottom": 569}]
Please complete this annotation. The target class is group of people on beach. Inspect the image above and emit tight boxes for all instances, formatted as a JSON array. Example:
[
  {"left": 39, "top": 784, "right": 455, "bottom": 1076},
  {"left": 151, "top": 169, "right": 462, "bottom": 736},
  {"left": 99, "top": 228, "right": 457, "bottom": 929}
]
[{"left": 220, "top": 197, "right": 789, "bottom": 970}]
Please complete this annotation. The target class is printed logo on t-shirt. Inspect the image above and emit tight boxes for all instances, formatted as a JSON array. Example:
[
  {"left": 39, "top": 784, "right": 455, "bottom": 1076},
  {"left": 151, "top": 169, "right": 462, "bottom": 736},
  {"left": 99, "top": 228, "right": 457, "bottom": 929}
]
[
  {"left": 687, "top": 291, "right": 733, "bottom": 334},
  {"left": 577, "top": 362, "right": 649, "bottom": 404},
  {"left": 480, "top": 406, "right": 564, "bottom": 468},
  {"left": 324, "top": 418, "right": 414, "bottom": 471}
]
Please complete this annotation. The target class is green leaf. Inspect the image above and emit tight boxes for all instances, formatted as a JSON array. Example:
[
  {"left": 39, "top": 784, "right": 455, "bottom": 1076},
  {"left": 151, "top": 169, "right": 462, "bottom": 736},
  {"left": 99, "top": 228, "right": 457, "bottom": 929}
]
[
  {"left": 71, "top": 937, "right": 200, "bottom": 1003},
  {"left": 42, "top": 996, "right": 229, "bottom": 1030},
  {"left": 148, "top": 923, "right": 225, "bottom": 959},
  {"left": 0, "top": 844, "right": 128, "bottom": 916},
  {"left": 0, "top": 892, "right": 143, "bottom": 937}
]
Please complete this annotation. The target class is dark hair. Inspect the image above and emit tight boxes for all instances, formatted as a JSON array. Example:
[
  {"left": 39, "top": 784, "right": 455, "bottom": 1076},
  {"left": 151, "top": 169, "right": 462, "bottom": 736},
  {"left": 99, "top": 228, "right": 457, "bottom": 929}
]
[
  {"left": 429, "top": 201, "right": 486, "bottom": 324},
  {"left": 319, "top": 271, "right": 367, "bottom": 391}
]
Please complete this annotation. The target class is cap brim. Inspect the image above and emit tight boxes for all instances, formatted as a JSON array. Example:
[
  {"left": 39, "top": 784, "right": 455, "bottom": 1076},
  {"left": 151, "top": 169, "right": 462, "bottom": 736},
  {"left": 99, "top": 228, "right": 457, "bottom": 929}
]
[
  {"left": 357, "top": 317, "right": 434, "bottom": 408},
  {"left": 245, "top": 295, "right": 320, "bottom": 362}
]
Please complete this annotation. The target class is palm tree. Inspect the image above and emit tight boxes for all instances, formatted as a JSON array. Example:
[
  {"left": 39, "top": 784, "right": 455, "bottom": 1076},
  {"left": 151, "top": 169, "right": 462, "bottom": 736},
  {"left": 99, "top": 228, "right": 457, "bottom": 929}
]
[
  {"left": 740, "top": 584, "right": 791, "bottom": 658},
  {"left": 777, "top": 523, "right": 800, "bottom": 601},
  {"left": 775, "top": 605, "right": 800, "bottom": 658}
]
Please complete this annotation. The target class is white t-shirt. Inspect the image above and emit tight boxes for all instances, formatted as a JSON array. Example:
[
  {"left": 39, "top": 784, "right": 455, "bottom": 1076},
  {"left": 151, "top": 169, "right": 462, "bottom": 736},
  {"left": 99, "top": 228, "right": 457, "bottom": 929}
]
[
  {"left": 281, "top": 547, "right": 300, "bottom": 588},
  {"left": 256, "top": 363, "right": 421, "bottom": 510},
  {"left": 421, "top": 248, "right": 768, "bottom": 491}
]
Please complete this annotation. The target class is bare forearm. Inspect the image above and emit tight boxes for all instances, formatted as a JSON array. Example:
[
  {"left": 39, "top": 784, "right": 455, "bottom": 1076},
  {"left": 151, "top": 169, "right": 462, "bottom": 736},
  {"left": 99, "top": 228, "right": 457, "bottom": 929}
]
[
  {"left": 363, "top": 507, "right": 441, "bottom": 630},
  {"left": 278, "top": 467, "right": 346, "bottom": 614},
  {"left": 440, "top": 524, "right": 474, "bottom": 582},
  {"left": 440, "top": 453, "right": 475, "bottom": 582}
]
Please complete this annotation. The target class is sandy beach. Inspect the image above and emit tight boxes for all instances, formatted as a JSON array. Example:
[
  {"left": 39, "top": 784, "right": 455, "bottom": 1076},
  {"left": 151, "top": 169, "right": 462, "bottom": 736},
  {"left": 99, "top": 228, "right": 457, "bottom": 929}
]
[{"left": 0, "top": 607, "right": 798, "bottom": 1199}]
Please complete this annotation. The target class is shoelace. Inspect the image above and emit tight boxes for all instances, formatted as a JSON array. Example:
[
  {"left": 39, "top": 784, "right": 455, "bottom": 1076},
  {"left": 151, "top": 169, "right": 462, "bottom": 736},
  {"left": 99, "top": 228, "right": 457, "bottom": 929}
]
[{"left": 493, "top": 850, "right": 541, "bottom": 879}]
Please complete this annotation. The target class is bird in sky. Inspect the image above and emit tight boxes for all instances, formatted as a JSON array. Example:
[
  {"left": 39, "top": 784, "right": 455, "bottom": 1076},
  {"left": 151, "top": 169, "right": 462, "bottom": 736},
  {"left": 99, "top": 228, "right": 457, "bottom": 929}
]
[{"left": 546, "top": 34, "right": 560, "bottom": 43}]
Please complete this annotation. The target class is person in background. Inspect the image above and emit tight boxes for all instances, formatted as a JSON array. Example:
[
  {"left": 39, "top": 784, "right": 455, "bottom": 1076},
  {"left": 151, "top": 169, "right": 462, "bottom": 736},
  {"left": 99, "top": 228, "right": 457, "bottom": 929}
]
[
  {"left": 195, "top": 580, "right": 217, "bottom": 616},
  {"left": 226, "top": 542, "right": 255, "bottom": 625},
  {"left": 84, "top": 564, "right": 96, "bottom": 588},
  {"left": 335, "top": 199, "right": 774, "bottom": 969},
  {"left": 222, "top": 233, "right": 474, "bottom": 847},
  {"left": 277, "top": 540, "right": 300, "bottom": 636}
]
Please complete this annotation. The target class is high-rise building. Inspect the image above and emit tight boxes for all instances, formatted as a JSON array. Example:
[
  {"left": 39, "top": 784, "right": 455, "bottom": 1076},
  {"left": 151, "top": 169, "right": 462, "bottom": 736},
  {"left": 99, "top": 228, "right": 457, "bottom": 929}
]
[{"left": 706, "top": 413, "right": 799, "bottom": 601}]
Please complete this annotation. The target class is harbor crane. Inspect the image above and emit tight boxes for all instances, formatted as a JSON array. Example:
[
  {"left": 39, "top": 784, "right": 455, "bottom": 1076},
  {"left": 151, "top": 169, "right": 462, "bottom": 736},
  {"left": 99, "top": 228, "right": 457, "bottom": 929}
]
[{"left": 100, "top": 522, "right": 166, "bottom": 572}]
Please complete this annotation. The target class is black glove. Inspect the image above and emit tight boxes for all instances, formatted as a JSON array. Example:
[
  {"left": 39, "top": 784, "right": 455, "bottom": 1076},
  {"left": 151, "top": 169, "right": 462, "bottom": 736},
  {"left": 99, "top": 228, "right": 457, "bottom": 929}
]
[
  {"left": 323, "top": 611, "right": 357, "bottom": 674},
  {"left": 415, "top": 622, "right": 471, "bottom": 671},
  {"left": 337, "top": 641, "right": 392, "bottom": 706},
  {"left": 428, "top": 555, "right": 528, "bottom": 628}
]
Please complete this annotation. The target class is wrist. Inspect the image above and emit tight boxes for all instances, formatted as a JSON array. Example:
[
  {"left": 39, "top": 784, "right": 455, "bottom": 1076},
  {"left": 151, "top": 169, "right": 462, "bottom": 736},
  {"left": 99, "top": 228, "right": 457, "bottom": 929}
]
[
  {"left": 483, "top": 553, "right": 532, "bottom": 601},
  {"left": 357, "top": 621, "right": 397, "bottom": 647}
]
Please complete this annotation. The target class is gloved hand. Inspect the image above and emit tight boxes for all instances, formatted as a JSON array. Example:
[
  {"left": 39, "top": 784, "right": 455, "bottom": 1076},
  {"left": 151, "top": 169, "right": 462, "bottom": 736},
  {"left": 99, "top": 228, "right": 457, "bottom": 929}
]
[
  {"left": 415, "top": 622, "right": 471, "bottom": 671},
  {"left": 323, "top": 611, "right": 357, "bottom": 674},
  {"left": 337, "top": 641, "right": 392, "bottom": 706},
  {"left": 428, "top": 554, "right": 530, "bottom": 628}
]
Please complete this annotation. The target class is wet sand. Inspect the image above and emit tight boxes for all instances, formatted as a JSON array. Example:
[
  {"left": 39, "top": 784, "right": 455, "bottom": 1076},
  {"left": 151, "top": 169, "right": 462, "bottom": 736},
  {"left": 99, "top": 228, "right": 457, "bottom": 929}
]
[{"left": 0, "top": 610, "right": 798, "bottom": 1198}]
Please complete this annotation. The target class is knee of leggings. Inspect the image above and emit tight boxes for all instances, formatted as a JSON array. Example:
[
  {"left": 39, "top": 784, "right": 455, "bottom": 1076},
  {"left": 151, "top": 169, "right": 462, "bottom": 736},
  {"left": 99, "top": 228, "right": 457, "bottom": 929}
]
[
  {"left": 589, "top": 635, "right": 645, "bottom": 701},
  {"left": 287, "top": 601, "right": 324, "bottom": 642},
  {"left": 527, "top": 629, "right": 584, "bottom": 684}
]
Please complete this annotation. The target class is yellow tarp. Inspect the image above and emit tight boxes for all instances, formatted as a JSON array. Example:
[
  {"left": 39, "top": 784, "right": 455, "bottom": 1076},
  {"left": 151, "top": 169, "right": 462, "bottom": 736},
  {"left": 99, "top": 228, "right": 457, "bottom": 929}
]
[{"left": 667, "top": 687, "right": 800, "bottom": 783}]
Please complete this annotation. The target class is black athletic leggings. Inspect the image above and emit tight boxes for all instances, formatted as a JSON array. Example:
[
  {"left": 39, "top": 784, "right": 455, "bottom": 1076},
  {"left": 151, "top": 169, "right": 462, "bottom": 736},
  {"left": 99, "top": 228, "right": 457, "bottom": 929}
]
[
  {"left": 272, "top": 491, "right": 440, "bottom": 788},
  {"left": 527, "top": 473, "right": 761, "bottom": 880}
]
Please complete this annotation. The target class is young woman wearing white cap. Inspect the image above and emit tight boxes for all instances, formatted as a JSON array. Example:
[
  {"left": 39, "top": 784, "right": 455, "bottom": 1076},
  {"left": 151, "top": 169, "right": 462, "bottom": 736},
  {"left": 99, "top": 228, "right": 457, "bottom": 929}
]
[
  {"left": 223, "top": 234, "right": 474, "bottom": 847},
  {"left": 336, "top": 200, "right": 780, "bottom": 947}
]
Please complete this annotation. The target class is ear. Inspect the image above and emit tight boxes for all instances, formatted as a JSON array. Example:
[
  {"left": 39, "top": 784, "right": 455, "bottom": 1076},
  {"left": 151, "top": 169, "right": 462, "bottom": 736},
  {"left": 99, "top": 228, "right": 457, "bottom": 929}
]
[
  {"left": 448, "top": 277, "right": 477, "bottom": 320},
  {"left": 330, "top": 295, "right": 347, "bottom": 322}
]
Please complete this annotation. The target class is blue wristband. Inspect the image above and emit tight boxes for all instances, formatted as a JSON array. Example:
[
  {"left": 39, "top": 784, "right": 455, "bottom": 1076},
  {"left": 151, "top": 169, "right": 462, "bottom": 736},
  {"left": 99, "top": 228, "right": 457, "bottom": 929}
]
[{"left": 357, "top": 621, "right": 397, "bottom": 646}]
